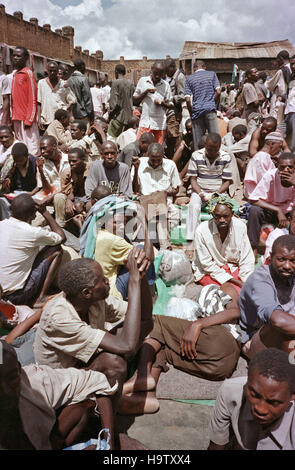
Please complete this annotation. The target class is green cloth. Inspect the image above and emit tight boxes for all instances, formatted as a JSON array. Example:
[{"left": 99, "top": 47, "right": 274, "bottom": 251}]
[{"left": 107, "top": 119, "right": 126, "bottom": 138}]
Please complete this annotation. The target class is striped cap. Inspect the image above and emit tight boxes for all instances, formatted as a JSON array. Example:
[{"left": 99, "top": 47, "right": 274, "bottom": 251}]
[{"left": 265, "top": 131, "right": 284, "bottom": 142}]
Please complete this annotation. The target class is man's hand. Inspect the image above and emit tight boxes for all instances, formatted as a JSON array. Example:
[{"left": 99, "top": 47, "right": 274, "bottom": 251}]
[
  {"left": 65, "top": 198, "right": 75, "bottom": 217},
  {"left": 125, "top": 247, "right": 150, "bottom": 280},
  {"left": 36, "top": 156, "right": 45, "bottom": 170},
  {"left": 132, "top": 156, "right": 140, "bottom": 170},
  {"left": 180, "top": 322, "right": 202, "bottom": 360},
  {"left": 34, "top": 199, "right": 47, "bottom": 215},
  {"left": 2, "top": 178, "right": 11, "bottom": 192},
  {"left": 277, "top": 209, "right": 289, "bottom": 228},
  {"left": 144, "top": 88, "right": 156, "bottom": 95},
  {"left": 280, "top": 172, "right": 295, "bottom": 187}
]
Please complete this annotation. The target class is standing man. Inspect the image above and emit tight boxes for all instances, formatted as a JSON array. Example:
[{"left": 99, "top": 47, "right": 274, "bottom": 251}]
[
  {"left": 10, "top": 46, "right": 40, "bottom": 156},
  {"left": 107, "top": 64, "right": 135, "bottom": 140},
  {"left": 241, "top": 68, "right": 260, "bottom": 122},
  {"left": 133, "top": 62, "right": 173, "bottom": 145},
  {"left": 285, "top": 55, "right": 295, "bottom": 152},
  {"left": 67, "top": 59, "right": 94, "bottom": 127},
  {"left": 37, "top": 61, "right": 76, "bottom": 131},
  {"left": 165, "top": 59, "right": 186, "bottom": 158},
  {"left": 266, "top": 50, "right": 291, "bottom": 118},
  {"left": 185, "top": 60, "right": 221, "bottom": 150}
]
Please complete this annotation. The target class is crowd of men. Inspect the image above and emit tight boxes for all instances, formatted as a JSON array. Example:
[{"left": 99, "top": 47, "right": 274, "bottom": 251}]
[{"left": 0, "top": 45, "right": 295, "bottom": 451}]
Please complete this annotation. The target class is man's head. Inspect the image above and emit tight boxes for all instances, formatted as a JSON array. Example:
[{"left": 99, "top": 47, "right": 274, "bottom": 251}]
[
  {"left": 210, "top": 195, "right": 234, "bottom": 232},
  {"left": 11, "top": 142, "right": 29, "bottom": 169},
  {"left": 165, "top": 58, "right": 176, "bottom": 78},
  {"left": 127, "top": 116, "right": 139, "bottom": 130},
  {"left": 10, "top": 193, "right": 36, "bottom": 223},
  {"left": 290, "top": 55, "right": 295, "bottom": 76},
  {"left": 0, "top": 340, "right": 21, "bottom": 412},
  {"left": 258, "top": 71, "right": 267, "bottom": 82},
  {"left": 151, "top": 62, "right": 165, "bottom": 84},
  {"left": 205, "top": 133, "right": 221, "bottom": 160},
  {"left": 90, "top": 184, "right": 112, "bottom": 206},
  {"left": 245, "top": 68, "right": 258, "bottom": 83},
  {"left": 0, "top": 126, "right": 14, "bottom": 149},
  {"left": 58, "top": 64, "right": 70, "bottom": 80},
  {"left": 193, "top": 60, "right": 206, "bottom": 71},
  {"left": 40, "top": 135, "right": 58, "bottom": 161},
  {"left": 139, "top": 132, "right": 155, "bottom": 154},
  {"left": 47, "top": 61, "right": 58, "bottom": 81},
  {"left": 264, "top": 131, "right": 284, "bottom": 158},
  {"left": 232, "top": 124, "right": 247, "bottom": 142},
  {"left": 278, "top": 152, "right": 295, "bottom": 187},
  {"left": 54, "top": 109, "right": 70, "bottom": 128},
  {"left": 58, "top": 258, "right": 110, "bottom": 302},
  {"left": 147, "top": 142, "right": 165, "bottom": 169},
  {"left": 276, "top": 50, "right": 290, "bottom": 67},
  {"left": 74, "top": 58, "right": 86, "bottom": 74},
  {"left": 68, "top": 147, "right": 87, "bottom": 173},
  {"left": 12, "top": 46, "right": 29, "bottom": 70},
  {"left": 115, "top": 64, "right": 126, "bottom": 78},
  {"left": 71, "top": 120, "right": 87, "bottom": 140},
  {"left": 270, "top": 234, "right": 295, "bottom": 280},
  {"left": 246, "top": 348, "right": 295, "bottom": 427},
  {"left": 101, "top": 141, "right": 118, "bottom": 169},
  {"left": 231, "top": 110, "right": 242, "bottom": 118},
  {"left": 260, "top": 117, "right": 277, "bottom": 139}
]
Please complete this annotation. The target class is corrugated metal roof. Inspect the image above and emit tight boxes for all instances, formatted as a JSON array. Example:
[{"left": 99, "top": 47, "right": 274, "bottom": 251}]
[{"left": 180, "top": 40, "right": 295, "bottom": 60}]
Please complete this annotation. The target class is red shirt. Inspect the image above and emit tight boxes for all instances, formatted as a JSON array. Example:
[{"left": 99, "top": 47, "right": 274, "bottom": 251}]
[{"left": 11, "top": 67, "right": 38, "bottom": 126}]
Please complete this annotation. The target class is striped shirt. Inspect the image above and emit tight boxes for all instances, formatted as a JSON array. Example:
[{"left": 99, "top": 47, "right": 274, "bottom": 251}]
[
  {"left": 187, "top": 147, "right": 232, "bottom": 192},
  {"left": 184, "top": 69, "right": 220, "bottom": 119}
]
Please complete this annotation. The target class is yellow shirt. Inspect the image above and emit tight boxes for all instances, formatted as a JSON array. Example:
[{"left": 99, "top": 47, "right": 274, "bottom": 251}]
[{"left": 94, "top": 230, "right": 133, "bottom": 299}]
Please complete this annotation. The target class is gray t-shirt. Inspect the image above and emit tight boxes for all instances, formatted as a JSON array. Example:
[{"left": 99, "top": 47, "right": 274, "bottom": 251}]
[
  {"left": 118, "top": 141, "right": 141, "bottom": 169},
  {"left": 85, "top": 160, "right": 132, "bottom": 199},
  {"left": 239, "top": 265, "right": 295, "bottom": 343}
]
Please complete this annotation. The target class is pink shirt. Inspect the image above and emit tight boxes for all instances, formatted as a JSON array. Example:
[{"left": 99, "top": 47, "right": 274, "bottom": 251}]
[
  {"left": 244, "top": 151, "right": 275, "bottom": 199},
  {"left": 249, "top": 168, "right": 295, "bottom": 213}
]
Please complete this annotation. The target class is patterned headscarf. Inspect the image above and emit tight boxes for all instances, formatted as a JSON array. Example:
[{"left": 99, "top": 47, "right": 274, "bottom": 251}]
[{"left": 208, "top": 193, "right": 235, "bottom": 214}]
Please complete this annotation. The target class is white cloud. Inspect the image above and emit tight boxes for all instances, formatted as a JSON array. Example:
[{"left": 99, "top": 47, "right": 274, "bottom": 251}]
[{"left": 1, "top": 0, "right": 295, "bottom": 59}]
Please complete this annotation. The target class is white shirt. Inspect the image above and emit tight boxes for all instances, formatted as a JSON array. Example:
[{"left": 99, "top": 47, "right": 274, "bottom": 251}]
[
  {"left": 134, "top": 76, "right": 173, "bottom": 130},
  {"left": 0, "top": 139, "right": 20, "bottom": 166},
  {"left": 34, "top": 291, "right": 127, "bottom": 369},
  {"left": 132, "top": 156, "right": 181, "bottom": 195},
  {"left": 193, "top": 217, "right": 255, "bottom": 284},
  {"left": 116, "top": 128, "right": 137, "bottom": 151},
  {"left": 0, "top": 217, "right": 62, "bottom": 293},
  {"left": 1, "top": 71, "right": 15, "bottom": 96},
  {"left": 38, "top": 78, "right": 77, "bottom": 125},
  {"left": 37, "top": 152, "right": 69, "bottom": 191},
  {"left": 91, "top": 86, "right": 106, "bottom": 116}
]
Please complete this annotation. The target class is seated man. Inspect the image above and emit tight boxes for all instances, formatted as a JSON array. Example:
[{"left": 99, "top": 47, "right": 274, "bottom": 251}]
[
  {"left": 0, "top": 142, "right": 39, "bottom": 220},
  {"left": 222, "top": 124, "right": 250, "bottom": 180},
  {"left": 262, "top": 208, "right": 295, "bottom": 264},
  {"left": 45, "top": 109, "right": 73, "bottom": 149},
  {"left": 247, "top": 153, "right": 295, "bottom": 254},
  {"left": 244, "top": 131, "right": 284, "bottom": 199},
  {"left": 121, "top": 282, "right": 241, "bottom": 415},
  {"left": 116, "top": 115, "right": 139, "bottom": 151},
  {"left": 248, "top": 116, "right": 289, "bottom": 157},
  {"left": 37, "top": 135, "right": 69, "bottom": 195},
  {"left": 132, "top": 142, "right": 181, "bottom": 250},
  {"left": 208, "top": 348, "right": 295, "bottom": 450},
  {"left": 186, "top": 133, "right": 232, "bottom": 241},
  {"left": 227, "top": 109, "right": 247, "bottom": 133},
  {"left": 94, "top": 205, "right": 154, "bottom": 300},
  {"left": 239, "top": 234, "right": 295, "bottom": 359},
  {"left": 0, "top": 194, "right": 65, "bottom": 307},
  {"left": 54, "top": 147, "right": 89, "bottom": 230},
  {"left": 0, "top": 340, "right": 116, "bottom": 450},
  {"left": 33, "top": 250, "right": 153, "bottom": 411},
  {"left": 85, "top": 141, "right": 132, "bottom": 202},
  {"left": 0, "top": 125, "right": 19, "bottom": 194},
  {"left": 118, "top": 132, "right": 155, "bottom": 169},
  {"left": 70, "top": 119, "right": 100, "bottom": 161},
  {"left": 193, "top": 196, "right": 255, "bottom": 302}
]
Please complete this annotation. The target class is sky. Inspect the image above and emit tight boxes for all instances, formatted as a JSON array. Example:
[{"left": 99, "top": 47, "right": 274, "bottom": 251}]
[{"left": 2, "top": 0, "right": 295, "bottom": 60}]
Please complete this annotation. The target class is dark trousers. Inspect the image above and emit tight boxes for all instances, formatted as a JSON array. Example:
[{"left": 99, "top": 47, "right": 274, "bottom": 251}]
[
  {"left": 191, "top": 111, "right": 219, "bottom": 150},
  {"left": 247, "top": 205, "right": 278, "bottom": 249}
]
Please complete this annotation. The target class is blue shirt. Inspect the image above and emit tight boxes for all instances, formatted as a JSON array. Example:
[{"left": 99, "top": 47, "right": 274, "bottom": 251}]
[
  {"left": 185, "top": 70, "right": 220, "bottom": 119},
  {"left": 239, "top": 265, "right": 295, "bottom": 343}
]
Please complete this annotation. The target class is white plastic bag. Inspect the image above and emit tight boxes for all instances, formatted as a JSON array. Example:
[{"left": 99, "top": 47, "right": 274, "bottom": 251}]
[
  {"left": 158, "top": 250, "right": 193, "bottom": 286},
  {"left": 163, "top": 285, "right": 201, "bottom": 321}
]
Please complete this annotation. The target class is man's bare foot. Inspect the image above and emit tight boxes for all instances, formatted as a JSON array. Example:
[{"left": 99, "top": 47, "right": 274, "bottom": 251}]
[
  {"left": 123, "top": 371, "right": 156, "bottom": 395},
  {"left": 118, "top": 391, "right": 160, "bottom": 415}
]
